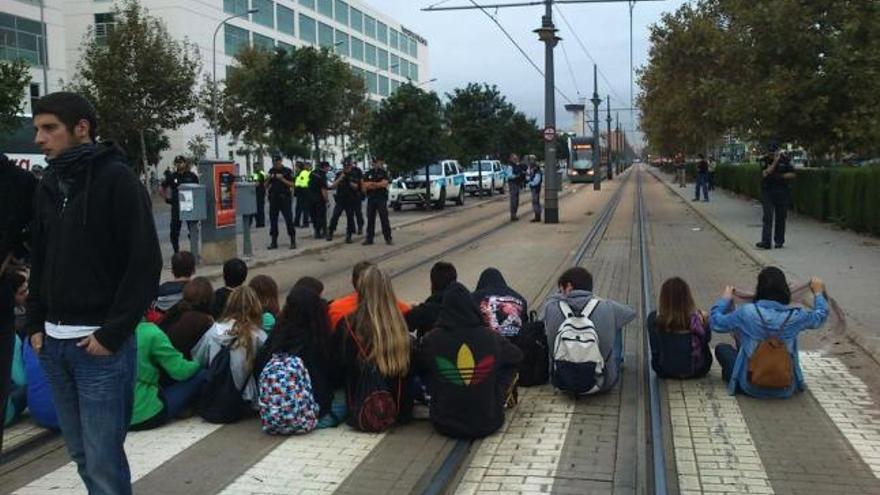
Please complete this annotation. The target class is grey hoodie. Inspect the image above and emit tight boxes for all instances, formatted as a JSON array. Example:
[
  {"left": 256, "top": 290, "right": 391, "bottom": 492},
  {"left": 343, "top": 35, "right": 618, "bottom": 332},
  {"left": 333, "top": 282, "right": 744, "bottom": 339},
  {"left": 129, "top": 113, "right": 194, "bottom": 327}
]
[
  {"left": 192, "top": 320, "right": 268, "bottom": 407},
  {"left": 540, "top": 289, "right": 637, "bottom": 392}
]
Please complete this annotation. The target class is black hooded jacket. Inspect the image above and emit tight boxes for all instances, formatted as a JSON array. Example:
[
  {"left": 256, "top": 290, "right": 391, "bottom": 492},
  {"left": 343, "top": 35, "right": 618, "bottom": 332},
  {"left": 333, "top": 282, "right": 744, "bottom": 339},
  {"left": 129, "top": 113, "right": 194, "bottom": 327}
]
[
  {"left": 472, "top": 268, "right": 528, "bottom": 338},
  {"left": 405, "top": 290, "right": 445, "bottom": 339},
  {"left": 415, "top": 283, "right": 522, "bottom": 439},
  {"left": 26, "top": 142, "right": 162, "bottom": 352},
  {"left": 0, "top": 154, "right": 38, "bottom": 262}
]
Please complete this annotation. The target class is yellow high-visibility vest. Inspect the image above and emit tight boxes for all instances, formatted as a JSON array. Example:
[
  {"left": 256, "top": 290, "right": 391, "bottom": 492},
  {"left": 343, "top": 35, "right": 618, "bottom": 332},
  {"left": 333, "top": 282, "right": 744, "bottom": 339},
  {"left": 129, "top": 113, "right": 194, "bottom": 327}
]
[{"left": 295, "top": 169, "right": 311, "bottom": 188}]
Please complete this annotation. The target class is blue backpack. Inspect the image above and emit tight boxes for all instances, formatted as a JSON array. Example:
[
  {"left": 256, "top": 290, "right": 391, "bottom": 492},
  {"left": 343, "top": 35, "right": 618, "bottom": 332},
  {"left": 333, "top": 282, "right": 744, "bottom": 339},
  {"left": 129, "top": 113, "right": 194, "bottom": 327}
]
[{"left": 258, "top": 353, "right": 319, "bottom": 435}]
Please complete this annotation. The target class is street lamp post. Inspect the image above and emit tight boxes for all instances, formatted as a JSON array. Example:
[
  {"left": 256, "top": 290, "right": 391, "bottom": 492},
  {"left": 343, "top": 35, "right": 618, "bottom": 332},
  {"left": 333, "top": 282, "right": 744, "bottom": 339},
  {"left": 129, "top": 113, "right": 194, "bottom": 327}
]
[
  {"left": 212, "top": 8, "right": 259, "bottom": 159},
  {"left": 606, "top": 94, "right": 613, "bottom": 180},
  {"left": 534, "top": 0, "right": 560, "bottom": 223},
  {"left": 590, "top": 64, "right": 601, "bottom": 191}
]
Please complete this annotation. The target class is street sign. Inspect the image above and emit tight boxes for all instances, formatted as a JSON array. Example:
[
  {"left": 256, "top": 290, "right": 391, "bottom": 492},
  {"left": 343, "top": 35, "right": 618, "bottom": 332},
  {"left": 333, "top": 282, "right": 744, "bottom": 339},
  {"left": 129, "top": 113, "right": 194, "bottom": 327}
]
[{"left": 543, "top": 126, "right": 557, "bottom": 142}]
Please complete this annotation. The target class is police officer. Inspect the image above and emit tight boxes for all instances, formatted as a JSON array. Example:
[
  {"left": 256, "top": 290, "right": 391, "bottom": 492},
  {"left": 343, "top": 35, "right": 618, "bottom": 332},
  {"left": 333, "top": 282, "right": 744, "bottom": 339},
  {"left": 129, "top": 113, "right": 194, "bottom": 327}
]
[
  {"left": 362, "top": 156, "right": 393, "bottom": 245},
  {"left": 266, "top": 154, "right": 296, "bottom": 250},
  {"left": 506, "top": 153, "right": 527, "bottom": 221},
  {"left": 310, "top": 161, "right": 330, "bottom": 239},
  {"left": 326, "top": 159, "right": 360, "bottom": 243},
  {"left": 293, "top": 161, "right": 312, "bottom": 228},
  {"left": 757, "top": 149, "right": 795, "bottom": 250},
  {"left": 161, "top": 155, "right": 199, "bottom": 253},
  {"left": 351, "top": 161, "right": 365, "bottom": 235},
  {"left": 251, "top": 167, "right": 267, "bottom": 228}
]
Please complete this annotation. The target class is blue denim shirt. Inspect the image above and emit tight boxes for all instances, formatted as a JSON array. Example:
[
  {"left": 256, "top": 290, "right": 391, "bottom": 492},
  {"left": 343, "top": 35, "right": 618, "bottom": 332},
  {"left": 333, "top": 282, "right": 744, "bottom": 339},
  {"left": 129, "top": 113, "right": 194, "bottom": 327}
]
[{"left": 709, "top": 295, "right": 828, "bottom": 398}]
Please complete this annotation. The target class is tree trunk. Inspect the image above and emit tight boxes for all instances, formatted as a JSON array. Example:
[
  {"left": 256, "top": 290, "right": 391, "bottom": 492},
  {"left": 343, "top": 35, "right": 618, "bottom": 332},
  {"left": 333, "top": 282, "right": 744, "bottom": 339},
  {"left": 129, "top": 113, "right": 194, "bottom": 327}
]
[{"left": 139, "top": 129, "right": 147, "bottom": 177}]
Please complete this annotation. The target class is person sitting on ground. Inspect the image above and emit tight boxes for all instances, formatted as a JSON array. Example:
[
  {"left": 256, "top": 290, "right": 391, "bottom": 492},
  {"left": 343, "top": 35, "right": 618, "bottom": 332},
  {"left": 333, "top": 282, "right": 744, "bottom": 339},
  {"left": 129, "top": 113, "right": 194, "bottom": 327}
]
[
  {"left": 193, "top": 286, "right": 268, "bottom": 411},
  {"left": 130, "top": 321, "right": 205, "bottom": 431},
  {"left": 22, "top": 337, "right": 58, "bottom": 430},
  {"left": 328, "top": 261, "right": 410, "bottom": 331},
  {"left": 256, "top": 287, "right": 342, "bottom": 433},
  {"left": 8, "top": 271, "right": 28, "bottom": 340},
  {"left": 212, "top": 258, "right": 248, "bottom": 318},
  {"left": 472, "top": 268, "right": 528, "bottom": 339},
  {"left": 334, "top": 266, "right": 413, "bottom": 431},
  {"left": 646, "top": 277, "right": 712, "bottom": 379},
  {"left": 3, "top": 333, "right": 25, "bottom": 427},
  {"left": 294, "top": 276, "right": 325, "bottom": 299},
  {"left": 414, "top": 282, "right": 522, "bottom": 439},
  {"left": 710, "top": 267, "right": 828, "bottom": 398},
  {"left": 154, "top": 251, "right": 196, "bottom": 315},
  {"left": 160, "top": 277, "right": 215, "bottom": 359},
  {"left": 541, "top": 267, "right": 637, "bottom": 395},
  {"left": 249, "top": 274, "right": 280, "bottom": 333},
  {"left": 406, "top": 262, "right": 458, "bottom": 339}
]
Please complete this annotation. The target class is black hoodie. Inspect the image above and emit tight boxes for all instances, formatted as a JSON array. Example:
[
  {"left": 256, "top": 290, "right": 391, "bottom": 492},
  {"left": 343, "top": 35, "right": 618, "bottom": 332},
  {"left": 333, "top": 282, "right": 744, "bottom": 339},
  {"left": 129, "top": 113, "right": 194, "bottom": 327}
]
[
  {"left": 26, "top": 142, "right": 162, "bottom": 352},
  {"left": 415, "top": 283, "right": 522, "bottom": 439},
  {"left": 0, "top": 154, "right": 38, "bottom": 262},
  {"left": 472, "top": 268, "right": 528, "bottom": 338}
]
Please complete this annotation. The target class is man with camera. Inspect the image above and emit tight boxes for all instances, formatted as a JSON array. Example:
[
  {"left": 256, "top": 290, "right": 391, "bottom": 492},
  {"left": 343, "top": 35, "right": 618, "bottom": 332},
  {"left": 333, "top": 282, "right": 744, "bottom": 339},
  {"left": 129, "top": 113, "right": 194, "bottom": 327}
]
[
  {"left": 326, "top": 158, "right": 361, "bottom": 244},
  {"left": 757, "top": 148, "right": 796, "bottom": 250},
  {"left": 267, "top": 155, "right": 296, "bottom": 250}
]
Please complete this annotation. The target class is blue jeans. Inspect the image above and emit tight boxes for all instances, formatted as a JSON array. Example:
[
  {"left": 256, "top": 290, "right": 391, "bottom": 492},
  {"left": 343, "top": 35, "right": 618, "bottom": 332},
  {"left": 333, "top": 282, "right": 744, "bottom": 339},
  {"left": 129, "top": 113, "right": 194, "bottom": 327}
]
[
  {"left": 694, "top": 172, "right": 709, "bottom": 201},
  {"left": 163, "top": 369, "right": 206, "bottom": 418},
  {"left": 40, "top": 335, "right": 137, "bottom": 495},
  {"left": 714, "top": 343, "right": 738, "bottom": 384}
]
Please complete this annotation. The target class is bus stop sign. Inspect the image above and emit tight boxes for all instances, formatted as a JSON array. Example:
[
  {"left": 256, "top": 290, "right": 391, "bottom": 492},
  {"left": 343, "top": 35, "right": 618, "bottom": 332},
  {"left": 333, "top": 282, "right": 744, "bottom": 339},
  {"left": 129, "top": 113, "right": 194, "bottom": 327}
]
[{"left": 543, "top": 126, "right": 557, "bottom": 143}]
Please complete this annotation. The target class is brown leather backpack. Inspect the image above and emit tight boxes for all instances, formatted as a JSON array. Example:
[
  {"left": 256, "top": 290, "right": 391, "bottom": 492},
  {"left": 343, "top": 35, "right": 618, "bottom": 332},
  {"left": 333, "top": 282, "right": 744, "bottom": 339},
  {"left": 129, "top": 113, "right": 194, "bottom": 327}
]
[{"left": 747, "top": 307, "right": 794, "bottom": 389}]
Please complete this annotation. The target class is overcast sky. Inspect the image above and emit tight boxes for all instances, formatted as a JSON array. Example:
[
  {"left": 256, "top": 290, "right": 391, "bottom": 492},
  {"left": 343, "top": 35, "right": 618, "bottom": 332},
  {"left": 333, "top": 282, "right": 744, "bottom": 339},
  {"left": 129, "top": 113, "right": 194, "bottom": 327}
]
[{"left": 366, "top": 0, "right": 687, "bottom": 147}]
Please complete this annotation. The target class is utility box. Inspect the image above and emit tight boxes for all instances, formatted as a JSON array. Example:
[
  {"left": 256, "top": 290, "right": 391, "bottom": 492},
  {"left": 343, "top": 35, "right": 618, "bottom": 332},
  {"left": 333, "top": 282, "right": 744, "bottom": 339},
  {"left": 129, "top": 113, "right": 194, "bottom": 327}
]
[
  {"left": 178, "top": 184, "right": 207, "bottom": 221},
  {"left": 198, "top": 160, "right": 239, "bottom": 264},
  {"left": 236, "top": 182, "right": 257, "bottom": 216}
]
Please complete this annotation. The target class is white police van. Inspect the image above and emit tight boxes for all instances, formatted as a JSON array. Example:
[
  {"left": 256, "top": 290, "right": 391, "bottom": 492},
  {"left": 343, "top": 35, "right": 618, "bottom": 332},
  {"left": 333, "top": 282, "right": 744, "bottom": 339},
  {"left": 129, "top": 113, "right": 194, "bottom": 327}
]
[
  {"left": 464, "top": 160, "right": 506, "bottom": 196},
  {"left": 390, "top": 159, "right": 466, "bottom": 210}
]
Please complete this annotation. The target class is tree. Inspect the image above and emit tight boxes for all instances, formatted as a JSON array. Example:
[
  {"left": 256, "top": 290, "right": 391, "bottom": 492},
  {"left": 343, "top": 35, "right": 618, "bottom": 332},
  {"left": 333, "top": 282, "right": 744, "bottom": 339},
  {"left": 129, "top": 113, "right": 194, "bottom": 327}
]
[
  {"left": 0, "top": 60, "right": 31, "bottom": 134},
  {"left": 498, "top": 109, "right": 542, "bottom": 160},
  {"left": 186, "top": 134, "right": 208, "bottom": 163},
  {"left": 69, "top": 0, "right": 200, "bottom": 173}
]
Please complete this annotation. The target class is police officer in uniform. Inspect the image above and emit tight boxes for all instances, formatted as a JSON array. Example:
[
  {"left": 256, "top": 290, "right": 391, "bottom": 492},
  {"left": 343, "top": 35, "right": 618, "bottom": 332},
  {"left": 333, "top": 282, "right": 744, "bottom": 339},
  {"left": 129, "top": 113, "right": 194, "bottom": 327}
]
[
  {"left": 266, "top": 155, "right": 296, "bottom": 249},
  {"left": 351, "top": 162, "right": 365, "bottom": 235},
  {"left": 326, "top": 159, "right": 360, "bottom": 243},
  {"left": 293, "top": 161, "right": 312, "bottom": 228},
  {"left": 310, "top": 161, "right": 330, "bottom": 239},
  {"left": 251, "top": 167, "right": 267, "bottom": 228},
  {"left": 161, "top": 155, "right": 199, "bottom": 253},
  {"left": 757, "top": 149, "right": 795, "bottom": 250},
  {"left": 362, "top": 157, "right": 393, "bottom": 245}
]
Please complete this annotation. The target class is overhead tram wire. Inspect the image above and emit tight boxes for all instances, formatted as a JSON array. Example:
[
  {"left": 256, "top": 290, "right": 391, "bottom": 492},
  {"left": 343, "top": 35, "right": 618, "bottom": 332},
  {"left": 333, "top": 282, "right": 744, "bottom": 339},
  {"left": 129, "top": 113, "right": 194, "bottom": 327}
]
[
  {"left": 559, "top": 38, "right": 582, "bottom": 97},
  {"left": 465, "top": 0, "right": 575, "bottom": 104}
]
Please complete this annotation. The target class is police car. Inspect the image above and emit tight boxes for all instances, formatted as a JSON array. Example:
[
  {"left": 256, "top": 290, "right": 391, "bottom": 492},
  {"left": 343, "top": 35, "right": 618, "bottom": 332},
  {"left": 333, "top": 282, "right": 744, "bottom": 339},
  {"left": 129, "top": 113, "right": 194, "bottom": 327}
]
[
  {"left": 389, "top": 160, "right": 467, "bottom": 210},
  {"left": 464, "top": 160, "right": 506, "bottom": 196}
]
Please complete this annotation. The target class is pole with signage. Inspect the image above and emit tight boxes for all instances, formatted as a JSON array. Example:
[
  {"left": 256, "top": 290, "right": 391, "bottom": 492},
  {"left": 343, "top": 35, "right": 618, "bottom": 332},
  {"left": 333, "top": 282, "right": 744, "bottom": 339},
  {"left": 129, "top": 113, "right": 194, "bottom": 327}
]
[
  {"left": 536, "top": 0, "right": 560, "bottom": 224},
  {"left": 590, "top": 65, "right": 602, "bottom": 191}
]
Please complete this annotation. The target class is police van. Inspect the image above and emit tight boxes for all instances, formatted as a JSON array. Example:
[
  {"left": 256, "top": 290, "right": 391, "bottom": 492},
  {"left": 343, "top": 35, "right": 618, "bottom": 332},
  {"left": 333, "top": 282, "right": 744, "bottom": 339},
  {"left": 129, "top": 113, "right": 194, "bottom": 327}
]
[
  {"left": 390, "top": 159, "right": 466, "bottom": 210},
  {"left": 464, "top": 160, "right": 506, "bottom": 196}
]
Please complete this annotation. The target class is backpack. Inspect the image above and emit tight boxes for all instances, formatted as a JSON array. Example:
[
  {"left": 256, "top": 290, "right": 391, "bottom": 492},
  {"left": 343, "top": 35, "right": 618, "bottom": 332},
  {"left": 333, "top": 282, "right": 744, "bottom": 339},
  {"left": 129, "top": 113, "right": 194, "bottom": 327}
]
[
  {"left": 345, "top": 323, "right": 402, "bottom": 433},
  {"left": 748, "top": 307, "right": 794, "bottom": 389},
  {"left": 512, "top": 311, "right": 549, "bottom": 386},
  {"left": 258, "top": 353, "right": 319, "bottom": 435},
  {"left": 197, "top": 346, "right": 247, "bottom": 424},
  {"left": 552, "top": 298, "right": 604, "bottom": 396}
]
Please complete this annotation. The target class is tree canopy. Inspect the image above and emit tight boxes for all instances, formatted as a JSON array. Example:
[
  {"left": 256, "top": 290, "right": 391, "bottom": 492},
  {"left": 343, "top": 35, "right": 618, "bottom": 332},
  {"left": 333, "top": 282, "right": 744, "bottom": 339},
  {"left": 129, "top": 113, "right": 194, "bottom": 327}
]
[{"left": 0, "top": 60, "right": 31, "bottom": 135}]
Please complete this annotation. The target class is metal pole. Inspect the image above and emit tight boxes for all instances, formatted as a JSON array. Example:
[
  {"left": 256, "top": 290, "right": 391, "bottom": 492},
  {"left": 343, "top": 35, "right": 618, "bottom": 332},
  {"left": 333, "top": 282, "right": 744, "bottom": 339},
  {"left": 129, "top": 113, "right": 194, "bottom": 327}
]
[
  {"left": 590, "top": 65, "right": 601, "bottom": 191},
  {"left": 39, "top": 0, "right": 48, "bottom": 94},
  {"left": 629, "top": 1, "right": 635, "bottom": 154},
  {"left": 212, "top": 10, "right": 257, "bottom": 160},
  {"left": 606, "top": 94, "right": 613, "bottom": 180},
  {"left": 536, "top": 0, "right": 560, "bottom": 223}
]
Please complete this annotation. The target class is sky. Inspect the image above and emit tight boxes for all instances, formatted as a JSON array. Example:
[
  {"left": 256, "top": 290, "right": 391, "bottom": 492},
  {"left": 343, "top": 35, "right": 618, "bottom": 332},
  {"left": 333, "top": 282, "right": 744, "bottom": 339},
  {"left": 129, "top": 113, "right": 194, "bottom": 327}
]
[{"left": 366, "top": 0, "right": 687, "bottom": 148}]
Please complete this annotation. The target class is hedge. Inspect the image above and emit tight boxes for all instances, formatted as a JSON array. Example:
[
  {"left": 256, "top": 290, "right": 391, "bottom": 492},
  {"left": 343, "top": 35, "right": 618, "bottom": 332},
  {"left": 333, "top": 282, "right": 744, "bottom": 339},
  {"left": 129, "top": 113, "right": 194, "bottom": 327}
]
[{"left": 656, "top": 163, "right": 880, "bottom": 236}]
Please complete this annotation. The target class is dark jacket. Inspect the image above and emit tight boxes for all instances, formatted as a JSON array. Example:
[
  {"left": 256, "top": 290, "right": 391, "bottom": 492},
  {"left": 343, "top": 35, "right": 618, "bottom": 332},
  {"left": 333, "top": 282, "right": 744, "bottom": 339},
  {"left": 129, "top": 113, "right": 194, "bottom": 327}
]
[
  {"left": 0, "top": 154, "right": 38, "bottom": 262},
  {"left": 415, "top": 283, "right": 522, "bottom": 439},
  {"left": 160, "top": 308, "right": 214, "bottom": 359},
  {"left": 646, "top": 311, "right": 712, "bottom": 379},
  {"left": 26, "top": 143, "right": 162, "bottom": 352},
  {"left": 405, "top": 291, "right": 445, "bottom": 339},
  {"left": 472, "top": 268, "right": 528, "bottom": 338}
]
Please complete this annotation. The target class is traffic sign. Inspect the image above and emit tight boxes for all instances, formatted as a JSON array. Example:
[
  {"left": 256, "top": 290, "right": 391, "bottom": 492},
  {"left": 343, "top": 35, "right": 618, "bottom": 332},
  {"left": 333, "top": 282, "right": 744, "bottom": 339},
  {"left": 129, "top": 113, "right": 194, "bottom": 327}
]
[{"left": 543, "top": 126, "right": 557, "bottom": 142}]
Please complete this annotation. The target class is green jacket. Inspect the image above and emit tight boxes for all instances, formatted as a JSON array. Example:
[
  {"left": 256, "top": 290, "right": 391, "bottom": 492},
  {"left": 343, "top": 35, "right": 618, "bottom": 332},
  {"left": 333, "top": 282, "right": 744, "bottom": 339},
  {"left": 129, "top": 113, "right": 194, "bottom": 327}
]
[{"left": 132, "top": 322, "right": 202, "bottom": 425}]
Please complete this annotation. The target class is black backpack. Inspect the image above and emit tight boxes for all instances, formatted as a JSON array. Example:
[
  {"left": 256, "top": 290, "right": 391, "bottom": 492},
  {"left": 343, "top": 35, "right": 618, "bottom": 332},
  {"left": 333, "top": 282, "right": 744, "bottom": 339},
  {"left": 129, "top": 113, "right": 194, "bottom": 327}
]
[
  {"left": 512, "top": 311, "right": 549, "bottom": 386},
  {"left": 197, "top": 345, "right": 247, "bottom": 424},
  {"left": 345, "top": 323, "right": 402, "bottom": 433}
]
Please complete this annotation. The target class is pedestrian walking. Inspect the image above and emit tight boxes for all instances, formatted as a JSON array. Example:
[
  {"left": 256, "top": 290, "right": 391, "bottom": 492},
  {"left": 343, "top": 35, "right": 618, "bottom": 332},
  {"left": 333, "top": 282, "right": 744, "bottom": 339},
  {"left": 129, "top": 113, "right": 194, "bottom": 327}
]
[
  {"left": 506, "top": 153, "right": 527, "bottom": 221},
  {"left": 251, "top": 167, "right": 267, "bottom": 228},
  {"left": 310, "top": 162, "right": 330, "bottom": 239},
  {"left": 161, "top": 156, "right": 199, "bottom": 254},
  {"left": 756, "top": 150, "right": 795, "bottom": 250},
  {"left": 27, "top": 92, "right": 162, "bottom": 494},
  {"left": 362, "top": 157, "right": 393, "bottom": 245},
  {"left": 266, "top": 155, "right": 296, "bottom": 250},
  {"left": 527, "top": 159, "right": 543, "bottom": 222},
  {"left": 293, "top": 162, "right": 312, "bottom": 229},
  {"left": 326, "top": 159, "right": 361, "bottom": 244},
  {"left": 693, "top": 154, "right": 709, "bottom": 202}
]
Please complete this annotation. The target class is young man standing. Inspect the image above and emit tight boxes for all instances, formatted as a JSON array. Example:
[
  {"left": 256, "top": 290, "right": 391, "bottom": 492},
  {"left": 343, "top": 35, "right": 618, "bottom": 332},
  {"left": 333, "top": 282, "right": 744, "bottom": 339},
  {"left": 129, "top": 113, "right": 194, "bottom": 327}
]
[
  {"left": 310, "top": 162, "right": 330, "bottom": 239},
  {"left": 362, "top": 157, "right": 393, "bottom": 246},
  {"left": 160, "top": 156, "right": 199, "bottom": 253},
  {"left": 27, "top": 92, "right": 162, "bottom": 494},
  {"left": 757, "top": 150, "right": 796, "bottom": 249},
  {"left": 326, "top": 159, "right": 361, "bottom": 244},
  {"left": 266, "top": 155, "right": 296, "bottom": 250}
]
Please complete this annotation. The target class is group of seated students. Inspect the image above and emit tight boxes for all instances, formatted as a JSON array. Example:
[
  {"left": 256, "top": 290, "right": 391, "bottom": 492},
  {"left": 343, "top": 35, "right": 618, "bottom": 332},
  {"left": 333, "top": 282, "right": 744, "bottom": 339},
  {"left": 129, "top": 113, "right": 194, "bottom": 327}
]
[{"left": 7, "top": 250, "right": 828, "bottom": 440}]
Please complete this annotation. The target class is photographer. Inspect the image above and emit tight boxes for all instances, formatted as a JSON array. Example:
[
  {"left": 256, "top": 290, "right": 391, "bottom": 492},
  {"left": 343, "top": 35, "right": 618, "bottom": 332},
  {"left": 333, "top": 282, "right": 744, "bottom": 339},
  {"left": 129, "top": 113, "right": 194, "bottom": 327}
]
[
  {"left": 266, "top": 155, "right": 296, "bottom": 250},
  {"left": 326, "top": 158, "right": 361, "bottom": 244},
  {"left": 756, "top": 149, "right": 796, "bottom": 250}
]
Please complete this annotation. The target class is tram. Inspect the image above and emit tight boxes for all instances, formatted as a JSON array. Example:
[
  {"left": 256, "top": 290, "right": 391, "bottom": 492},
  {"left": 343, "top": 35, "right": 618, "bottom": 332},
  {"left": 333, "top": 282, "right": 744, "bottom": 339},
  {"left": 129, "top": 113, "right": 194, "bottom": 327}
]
[{"left": 566, "top": 136, "right": 597, "bottom": 183}]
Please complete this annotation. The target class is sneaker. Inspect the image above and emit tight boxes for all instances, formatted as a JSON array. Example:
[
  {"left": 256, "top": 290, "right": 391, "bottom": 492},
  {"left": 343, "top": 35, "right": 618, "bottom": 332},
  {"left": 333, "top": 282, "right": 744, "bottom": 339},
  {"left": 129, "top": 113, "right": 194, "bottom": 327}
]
[{"left": 755, "top": 242, "right": 771, "bottom": 250}]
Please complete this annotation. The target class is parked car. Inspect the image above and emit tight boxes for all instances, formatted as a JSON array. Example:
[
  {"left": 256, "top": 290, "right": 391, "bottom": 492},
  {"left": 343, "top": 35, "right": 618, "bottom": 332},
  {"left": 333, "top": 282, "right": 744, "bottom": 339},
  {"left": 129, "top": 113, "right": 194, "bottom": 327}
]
[
  {"left": 464, "top": 160, "right": 506, "bottom": 196},
  {"left": 389, "top": 160, "right": 466, "bottom": 210}
]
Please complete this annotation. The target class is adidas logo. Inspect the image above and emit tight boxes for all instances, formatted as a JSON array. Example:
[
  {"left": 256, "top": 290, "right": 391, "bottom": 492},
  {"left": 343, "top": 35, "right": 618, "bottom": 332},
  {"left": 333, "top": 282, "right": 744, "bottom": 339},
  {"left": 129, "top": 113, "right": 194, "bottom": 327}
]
[{"left": 435, "top": 344, "right": 495, "bottom": 386}]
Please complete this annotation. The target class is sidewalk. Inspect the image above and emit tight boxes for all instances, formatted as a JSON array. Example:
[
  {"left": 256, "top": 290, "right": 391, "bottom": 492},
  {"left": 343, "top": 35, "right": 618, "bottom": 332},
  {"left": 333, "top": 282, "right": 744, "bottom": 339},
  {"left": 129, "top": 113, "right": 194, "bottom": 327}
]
[{"left": 651, "top": 167, "right": 880, "bottom": 362}]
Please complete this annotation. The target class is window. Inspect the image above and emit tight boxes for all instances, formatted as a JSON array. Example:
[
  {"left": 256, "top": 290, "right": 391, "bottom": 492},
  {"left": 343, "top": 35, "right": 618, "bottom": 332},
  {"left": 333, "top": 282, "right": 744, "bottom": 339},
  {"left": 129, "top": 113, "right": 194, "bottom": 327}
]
[
  {"left": 299, "top": 14, "right": 316, "bottom": 44},
  {"left": 334, "top": 30, "right": 349, "bottom": 57},
  {"left": 224, "top": 24, "right": 250, "bottom": 56},
  {"left": 376, "top": 21, "right": 387, "bottom": 45},
  {"left": 390, "top": 54, "right": 399, "bottom": 75},
  {"left": 317, "top": 0, "right": 333, "bottom": 18},
  {"left": 350, "top": 7, "right": 363, "bottom": 32},
  {"left": 252, "top": 0, "right": 275, "bottom": 28},
  {"left": 318, "top": 22, "right": 333, "bottom": 48},
  {"left": 350, "top": 36, "right": 364, "bottom": 61},
  {"left": 365, "top": 70, "right": 377, "bottom": 94},
  {"left": 93, "top": 13, "right": 116, "bottom": 46},
  {"left": 277, "top": 5, "right": 295, "bottom": 36},
  {"left": 399, "top": 58, "right": 409, "bottom": 80},
  {"left": 378, "top": 75, "right": 388, "bottom": 97},
  {"left": 410, "top": 63, "right": 419, "bottom": 82},
  {"left": 377, "top": 48, "right": 388, "bottom": 71},
  {"left": 299, "top": 0, "right": 315, "bottom": 9},
  {"left": 389, "top": 29, "right": 398, "bottom": 50},
  {"left": 364, "top": 15, "right": 376, "bottom": 39},
  {"left": 334, "top": 0, "right": 348, "bottom": 25},
  {"left": 410, "top": 37, "right": 418, "bottom": 57},
  {"left": 223, "top": 0, "right": 248, "bottom": 15},
  {"left": 278, "top": 40, "right": 295, "bottom": 53},
  {"left": 253, "top": 32, "right": 274, "bottom": 51},
  {"left": 390, "top": 79, "right": 400, "bottom": 94},
  {"left": 364, "top": 42, "right": 376, "bottom": 67},
  {"left": 29, "top": 82, "right": 40, "bottom": 111}
]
